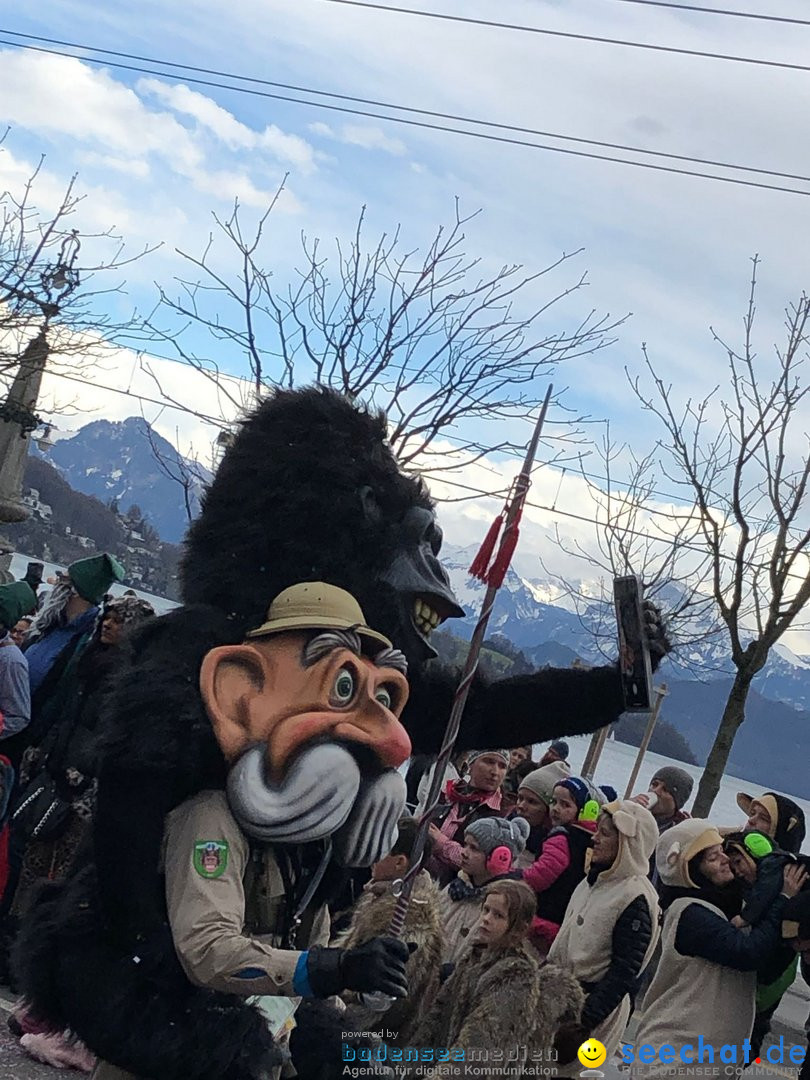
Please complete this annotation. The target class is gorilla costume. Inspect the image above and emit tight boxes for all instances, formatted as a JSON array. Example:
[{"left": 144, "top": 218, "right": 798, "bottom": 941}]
[{"left": 15, "top": 387, "right": 667, "bottom": 1079}]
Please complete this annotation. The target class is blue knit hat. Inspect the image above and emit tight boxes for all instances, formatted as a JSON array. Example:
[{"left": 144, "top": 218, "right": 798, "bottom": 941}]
[{"left": 556, "top": 776, "right": 591, "bottom": 810}]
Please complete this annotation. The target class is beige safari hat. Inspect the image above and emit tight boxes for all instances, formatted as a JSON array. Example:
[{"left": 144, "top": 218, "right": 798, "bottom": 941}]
[{"left": 246, "top": 582, "right": 392, "bottom": 651}]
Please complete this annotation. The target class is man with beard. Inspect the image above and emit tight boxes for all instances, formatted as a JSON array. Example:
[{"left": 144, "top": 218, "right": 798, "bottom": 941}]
[{"left": 90, "top": 581, "right": 411, "bottom": 1080}]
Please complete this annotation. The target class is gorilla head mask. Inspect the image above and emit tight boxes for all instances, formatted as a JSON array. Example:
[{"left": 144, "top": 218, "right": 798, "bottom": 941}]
[{"left": 199, "top": 582, "right": 410, "bottom": 866}]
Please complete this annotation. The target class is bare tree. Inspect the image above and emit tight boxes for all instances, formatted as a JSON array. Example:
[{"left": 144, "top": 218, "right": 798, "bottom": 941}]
[
  {"left": 539, "top": 424, "right": 720, "bottom": 670},
  {"left": 1, "top": 159, "right": 155, "bottom": 383},
  {"left": 142, "top": 417, "right": 211, "bottom": 526},
  {"left": 144, "top": 193, "right": 625, "bottom": 470},
  {"left": 630, "top": 258, "right": 810, "bottom": 814},
  {"left": 1, "top": 156, "right": 155, "bottom": 547}
]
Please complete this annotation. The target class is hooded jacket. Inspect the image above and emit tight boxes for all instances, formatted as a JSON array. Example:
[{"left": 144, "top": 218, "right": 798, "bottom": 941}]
[
  {"left": 336, "top": 869, "right": 443, "bottom": 1044},
  {"left": 548, "top": 801, "right": 660, "bottom": 1062},
  {"left": 409, "top": 942, "right": 584, "bottom": 1079},
  {"left": 634, "top": 819, "right": 790, "bottom": 1078},
  {"left": 737, "top": 792, "right": 806, "bottom": 854}
]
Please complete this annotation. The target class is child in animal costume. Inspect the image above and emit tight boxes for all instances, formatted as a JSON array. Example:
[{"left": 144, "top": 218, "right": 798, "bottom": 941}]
[
  {"left": 633, "top": 819, "right": 807, "bottom": 1079},
  {"left": 439, "top": 815, "right": 530, "bottom": 964},
  {"left": 736, "top": 790, "right": 806, "bottom": 854},
  {"left": 548, "top": 800, "right": 660, "bottom": 1068},
  {"left": 411, "top": 879, "right": 584, "bottom": 1079},
  {"left": 723, "top": 830, "right": 810, "bottom": 1059},
  {"left": 336, "top": 816, "right": 443, "bottom": 1044}
]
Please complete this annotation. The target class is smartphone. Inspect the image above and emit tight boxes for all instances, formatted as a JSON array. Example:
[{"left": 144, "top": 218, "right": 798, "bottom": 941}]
[{"left": 613, "top": 575, "right": 653, "bottom": 711}]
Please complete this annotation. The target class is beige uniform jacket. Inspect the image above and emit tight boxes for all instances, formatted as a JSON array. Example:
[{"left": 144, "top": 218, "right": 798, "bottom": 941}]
[{"left": 163, "top": 789, "right": 330, "bottom": 998}]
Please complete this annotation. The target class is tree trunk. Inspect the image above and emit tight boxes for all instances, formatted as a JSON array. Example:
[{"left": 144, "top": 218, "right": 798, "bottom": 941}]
[{"left": 693, "top": 669, "right": 754, "bottom": 817}]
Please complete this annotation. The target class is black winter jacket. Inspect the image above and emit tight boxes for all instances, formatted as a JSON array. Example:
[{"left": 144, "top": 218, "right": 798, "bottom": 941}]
[
  {"left": 580, "top": 891, "right": 653, "bottom": 1030},
  {"left": 674, "top": 892, "right": 787, "bottom": 972}
]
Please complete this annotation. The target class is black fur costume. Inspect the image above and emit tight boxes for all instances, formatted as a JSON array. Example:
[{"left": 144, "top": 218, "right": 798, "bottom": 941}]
[{"left": 16, "top": 387, "right": 656, "bottom": 1079}]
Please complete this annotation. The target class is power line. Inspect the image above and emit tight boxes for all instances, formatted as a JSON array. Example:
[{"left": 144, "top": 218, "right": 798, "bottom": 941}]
[
  {"left": 435, "top": 427, "right": 810, "bottom": 544},
  {"left": 26, "top": 363, "right": 810, "bottom": 581},
  {"left": 321, "top": 0, "right": 810, "bottom": 76},
  {"left": 1, "top": 29, "right": 808, "bottom": 187},
  {"left": 35, "top": 365, "right": 231, "bottom": 430},
  {"left": 1, "top": 35, "right": 810, "bottom": 198},
  {"left": 600, "top": 0, "right": 810, "bottom": 27},
  {"left": 427, "top": 470, "right": 810, "bottom": 583}
]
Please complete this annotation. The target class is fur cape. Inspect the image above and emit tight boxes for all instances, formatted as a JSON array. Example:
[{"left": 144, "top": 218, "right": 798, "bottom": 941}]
[
  {"left": 336, "top": 870, "right": 443, "bottom": 1044},
  {"left": 409, "top": 942, "right": 584, "bottom": 1078}
]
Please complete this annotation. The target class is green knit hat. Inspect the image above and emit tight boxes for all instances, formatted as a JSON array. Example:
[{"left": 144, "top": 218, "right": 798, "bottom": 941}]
[
  {"left": 68, "top": 553, "right": 126, "bottom": 604},
  {"left": 0, "top": 581, "right": 37, "bottom": 631}
]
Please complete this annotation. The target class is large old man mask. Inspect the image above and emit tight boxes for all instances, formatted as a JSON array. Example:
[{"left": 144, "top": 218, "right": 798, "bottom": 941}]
[{"left": 200, "top": 582, "right": 411, "bottom": 867}]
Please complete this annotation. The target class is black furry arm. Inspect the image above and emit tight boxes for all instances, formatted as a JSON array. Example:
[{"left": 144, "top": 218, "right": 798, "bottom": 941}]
[{"left": 404, "top": 662, "right": 625, "bottom": 754}]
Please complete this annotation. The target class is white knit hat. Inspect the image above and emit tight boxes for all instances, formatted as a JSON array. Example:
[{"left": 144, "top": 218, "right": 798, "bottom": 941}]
[
  {"left": 655, "top": 818, "right": 725, "bottom": 888},
  {"left": 518, "top": 761, "right": 570, "bottom": 805}
]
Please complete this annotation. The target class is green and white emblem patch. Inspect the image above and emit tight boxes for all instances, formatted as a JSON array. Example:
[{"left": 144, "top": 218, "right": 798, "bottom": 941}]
[{"left": 193, "top": 840, "right": 229, "bottom": 879}]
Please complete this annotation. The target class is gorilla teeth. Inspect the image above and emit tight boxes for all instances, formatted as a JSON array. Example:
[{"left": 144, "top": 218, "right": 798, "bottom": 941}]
[{"left": 413, "top": 598, "right": 440, "bottom": 637}]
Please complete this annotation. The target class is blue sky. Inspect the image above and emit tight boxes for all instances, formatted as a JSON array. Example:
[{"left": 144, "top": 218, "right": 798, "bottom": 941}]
[{"left": 2, "top": 0, "right": 810, "bottom": 644}]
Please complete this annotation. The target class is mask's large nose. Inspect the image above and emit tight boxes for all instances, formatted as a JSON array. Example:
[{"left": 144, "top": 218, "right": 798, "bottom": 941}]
[{"left": 332, "top": 668, "right": 411, "bottom": 769}]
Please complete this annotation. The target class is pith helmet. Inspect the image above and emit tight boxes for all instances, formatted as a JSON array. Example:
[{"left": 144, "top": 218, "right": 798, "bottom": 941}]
[{"left": 246, "top": 581, "right": 392, "bottom": 652}]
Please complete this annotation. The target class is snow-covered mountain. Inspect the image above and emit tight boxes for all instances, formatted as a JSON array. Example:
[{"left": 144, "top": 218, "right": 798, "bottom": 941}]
[
  {"left": 37, "top": 417, "right": 211, "bottom": 544},
  {"left": 440, "top": 542, "right": 810, "bottom": 709},
  {"left": 31, "top": 418, "right": 810, "bottom": 725}
]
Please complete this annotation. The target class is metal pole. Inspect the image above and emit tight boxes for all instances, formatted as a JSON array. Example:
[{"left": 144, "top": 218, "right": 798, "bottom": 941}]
[
  {"left": 387, "top": 385, "right": 553, "bottom": 938},
  {"left": 623, "top": 684, "right": 669, "bottom": 799},
  {"left": 581, "top": 724, "right": 611, "bottom": 780}
]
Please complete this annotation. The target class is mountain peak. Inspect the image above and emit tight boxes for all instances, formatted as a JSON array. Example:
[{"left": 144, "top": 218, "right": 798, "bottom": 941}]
[{"left": 39, "top": 416, "right": 211, "bottom": 544}]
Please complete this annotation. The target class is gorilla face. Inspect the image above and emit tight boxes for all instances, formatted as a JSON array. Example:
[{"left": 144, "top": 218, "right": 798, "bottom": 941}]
[
  {"left": 180, "top": 387, "right": 464, "bottom": 667},
  {"left": 361, "top": 499, "right": 464, "bottom": 663}
]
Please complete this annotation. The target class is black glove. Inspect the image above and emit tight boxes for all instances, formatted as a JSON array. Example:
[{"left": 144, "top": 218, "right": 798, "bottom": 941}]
[
  {"left": 643, "top": 601, "right": 672, "bottom": 672},
  {"left": 307, "top": 937, "right": 410, "bottom": 998},
  {"left": 553, "top": 1022, "right": 590, "bottom": 1065}
]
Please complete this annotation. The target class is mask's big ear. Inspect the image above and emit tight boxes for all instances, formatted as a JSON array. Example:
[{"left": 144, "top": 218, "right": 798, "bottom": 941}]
[{"left": 200, "top": 645, "right": 271, "bottom": 762}]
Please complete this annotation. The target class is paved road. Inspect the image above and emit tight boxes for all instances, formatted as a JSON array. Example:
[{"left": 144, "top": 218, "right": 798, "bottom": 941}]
[
  {"left": 0, "top": 986, "right": 807, "bottom": 1079},
  {"left": 0, "top": 994, "right": 85, "bottom": 1080}
]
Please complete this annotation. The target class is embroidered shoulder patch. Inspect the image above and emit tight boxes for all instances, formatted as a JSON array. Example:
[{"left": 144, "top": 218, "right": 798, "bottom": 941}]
[{"left": 193, "top": 840, "right": 229, "bottom": 879}]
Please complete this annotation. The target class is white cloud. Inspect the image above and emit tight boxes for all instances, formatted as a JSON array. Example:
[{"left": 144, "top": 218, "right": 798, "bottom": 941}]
[
  {"left": 0, "top": 50, "right": 300, "bottom": 217},
  {"left": 308, "top": 120, "right": 406, "bottom": 156},
  {"left": 76, "top": 152, "right": 151, "bottom": 179},
  {"left": 138, "top": 79, "right": 317, "bottom": 172}
]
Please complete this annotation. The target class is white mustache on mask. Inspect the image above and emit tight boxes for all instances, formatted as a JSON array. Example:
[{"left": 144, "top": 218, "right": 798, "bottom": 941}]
[{"left": 226, "top": 743, "right": 406, "bottom": 867}]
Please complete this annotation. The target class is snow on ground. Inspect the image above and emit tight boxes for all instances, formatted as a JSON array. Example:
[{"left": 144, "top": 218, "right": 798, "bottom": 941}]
[
  {"left": 8, "top": 552, "right": 177, "bottom": 615},
  {"left": 557, "top": 733, "right": 810, "bottom": 826}
]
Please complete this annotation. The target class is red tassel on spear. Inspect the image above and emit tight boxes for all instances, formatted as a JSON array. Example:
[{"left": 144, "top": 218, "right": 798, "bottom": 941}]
[{"left": 383, "top": 384, "right": 554, "bottom": 943}]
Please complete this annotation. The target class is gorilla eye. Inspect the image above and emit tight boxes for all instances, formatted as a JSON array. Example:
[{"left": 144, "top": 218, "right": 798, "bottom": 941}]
[{"left": 331, "top": 666, "right": 356, "bottom": 706}]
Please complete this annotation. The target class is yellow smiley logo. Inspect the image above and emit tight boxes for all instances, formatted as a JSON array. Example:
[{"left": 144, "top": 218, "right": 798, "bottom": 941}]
[{"left": 577, "top": 1039, "right": 607, "bottom": 1069}]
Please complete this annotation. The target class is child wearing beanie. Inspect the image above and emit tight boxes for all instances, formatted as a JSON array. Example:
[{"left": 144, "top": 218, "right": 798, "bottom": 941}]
[
  {"left": 428, "top": 749, "right": 510, "bottom": 886},
  {"left": 516, "top": 777, "right": 600, "bottom": 955},
  {"left": 438, "top": 815, "right": 530, "bottom": 964}
]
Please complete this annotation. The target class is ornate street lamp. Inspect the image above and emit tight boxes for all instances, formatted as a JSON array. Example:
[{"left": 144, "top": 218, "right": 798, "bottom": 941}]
[{"left": 0, "top": 231, "right": 82, "bottom": 574}]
